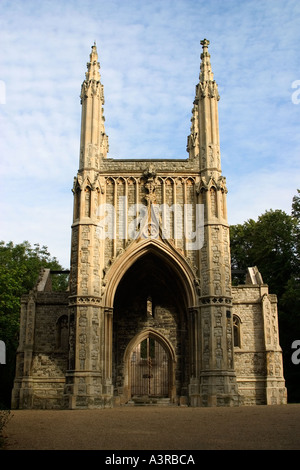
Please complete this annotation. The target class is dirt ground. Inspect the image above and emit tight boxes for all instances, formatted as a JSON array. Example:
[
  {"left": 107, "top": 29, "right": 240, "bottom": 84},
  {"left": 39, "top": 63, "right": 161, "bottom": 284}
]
[{"left": 3, "top": 404, "right": 300, "bottom": 451}]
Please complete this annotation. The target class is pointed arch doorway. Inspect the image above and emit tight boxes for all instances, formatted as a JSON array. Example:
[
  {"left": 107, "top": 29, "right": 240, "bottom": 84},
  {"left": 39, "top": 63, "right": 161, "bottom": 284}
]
[
  {"left": 130, "top": 335, "right": 169, "bottom": 398},
  {"left": 124, "top": 329, "right": 176, "bottom": 403},
  {"left": 108, "top": 243, "right": 197, "bottom": 405}
]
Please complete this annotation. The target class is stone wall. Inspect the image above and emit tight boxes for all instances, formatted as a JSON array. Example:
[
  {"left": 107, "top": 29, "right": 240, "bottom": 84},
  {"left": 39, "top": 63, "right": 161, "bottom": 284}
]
[
  {"left": 12, "top": 267, "right": 287, "bottom": 409},
  {"left": 232, "top": 284, "right": 287, "bottom": 405},
  {"left": 12, "top": 289, "right": 69, "bottom": 409}
]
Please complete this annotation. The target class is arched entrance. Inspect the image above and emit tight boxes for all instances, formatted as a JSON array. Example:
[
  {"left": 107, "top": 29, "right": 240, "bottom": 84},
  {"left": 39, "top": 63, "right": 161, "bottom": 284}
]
[
  {"left": 102, "top": 238, "right": 197, "bottom": 309},
  {"left": 130, "top": 335, "right": 169, "bottom": 398},
  {"left": 102, "top": 239, "right": 198, "bottom": 405},
  {"left": 111, "top": 249, "right": 192, "bottom": 404},
  {"left": 124, "top": 328, "right": 176, "bottom": 403}
]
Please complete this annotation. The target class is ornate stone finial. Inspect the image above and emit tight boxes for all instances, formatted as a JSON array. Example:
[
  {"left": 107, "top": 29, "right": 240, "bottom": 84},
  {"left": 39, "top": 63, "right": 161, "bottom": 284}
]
[
  {"left": 199, "top": 38, "right": 215, "bottom": 84},
  {"left": 91, "top": 41, "right": 98, "bottom": 58},
  {"left": 200, "top": 38, "right": 210, "bottom": 49},
  {"left": 90, "top": 41, "right": 98, "bottom": 57},
  {"left": 85, "top": 43, "right": 101, "bottom": 82}
]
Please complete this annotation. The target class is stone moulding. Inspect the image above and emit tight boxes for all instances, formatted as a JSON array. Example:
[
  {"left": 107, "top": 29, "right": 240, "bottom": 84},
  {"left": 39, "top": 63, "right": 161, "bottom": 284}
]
[{"left": 68, "top": 295, "right": 102, "bottom": 306}]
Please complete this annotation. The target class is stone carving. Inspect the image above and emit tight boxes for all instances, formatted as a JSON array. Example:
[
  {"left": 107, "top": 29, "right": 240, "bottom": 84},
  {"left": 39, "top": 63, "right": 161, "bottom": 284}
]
[{"left": 143, "top": 164, "right": 157, "bottom": 205}]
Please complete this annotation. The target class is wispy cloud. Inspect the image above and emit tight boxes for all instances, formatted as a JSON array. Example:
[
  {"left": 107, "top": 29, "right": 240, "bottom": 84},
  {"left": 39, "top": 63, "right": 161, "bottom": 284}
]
[{"left": 0, "top": 0, "right": 299, "bottom": 266}]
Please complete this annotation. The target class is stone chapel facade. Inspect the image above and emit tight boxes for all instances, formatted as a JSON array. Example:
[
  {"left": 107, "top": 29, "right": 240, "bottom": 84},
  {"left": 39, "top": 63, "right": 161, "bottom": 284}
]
[{"left": 12, "top": 40, "right": 287, "bottom": 409}]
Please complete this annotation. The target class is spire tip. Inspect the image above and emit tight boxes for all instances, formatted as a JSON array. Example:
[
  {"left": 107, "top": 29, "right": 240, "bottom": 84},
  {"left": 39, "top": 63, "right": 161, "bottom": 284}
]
[{"left": 200, "top": 38, "right": 210, "bottom": 48}]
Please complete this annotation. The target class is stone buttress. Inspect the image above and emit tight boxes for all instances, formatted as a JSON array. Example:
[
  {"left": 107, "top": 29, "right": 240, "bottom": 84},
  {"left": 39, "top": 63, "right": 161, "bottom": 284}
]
[
  {"left": 187, "top": 39, "right": 240, "bottom": 405},
  {"left": 66, "top": 43, "right": 113, "bottom": 408}
]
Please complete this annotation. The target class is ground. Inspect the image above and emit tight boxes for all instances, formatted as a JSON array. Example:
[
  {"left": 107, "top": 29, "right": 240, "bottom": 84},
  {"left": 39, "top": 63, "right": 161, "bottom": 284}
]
[{"left": 3, "top": 404, "right": 300, "bottom": 451}]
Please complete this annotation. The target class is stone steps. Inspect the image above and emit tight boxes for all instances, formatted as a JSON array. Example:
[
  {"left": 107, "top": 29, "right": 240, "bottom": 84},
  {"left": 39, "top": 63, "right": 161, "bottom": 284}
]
[{"left": 127, "top": 396, "right": 173, "bottom": 406}]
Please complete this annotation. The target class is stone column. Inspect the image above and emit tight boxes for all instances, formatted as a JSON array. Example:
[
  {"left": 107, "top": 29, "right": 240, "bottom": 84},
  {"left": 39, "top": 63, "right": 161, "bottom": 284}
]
[
  {"left": 15, "top": 292, "right": 36, "bottom": 408},
  {"left": 65, "top": 44, "right": 113, "bottom": 408},
  {"left": 261, "top": 292, "right": 287, "bottom": 405},
  {"left": 65, "top": 301, "right": 113, "bottom": 409},
  {"left": 187, "top": 39, "right": 240, "bottom": 406}
]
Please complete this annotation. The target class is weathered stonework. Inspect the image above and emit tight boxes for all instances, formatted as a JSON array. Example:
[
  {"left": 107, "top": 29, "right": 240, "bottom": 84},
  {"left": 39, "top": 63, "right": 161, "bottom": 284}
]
[
  {"left": 12, "top": 41, "right": 287, "bottom": 409},
  {"left": 232, "top": 273, "right": 287, "bottom": 405}
]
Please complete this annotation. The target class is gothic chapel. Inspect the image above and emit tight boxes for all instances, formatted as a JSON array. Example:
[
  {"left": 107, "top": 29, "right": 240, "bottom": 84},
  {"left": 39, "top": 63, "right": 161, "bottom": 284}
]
[{"left": 12, "top": 40, "right": 287, "bottom": 409}]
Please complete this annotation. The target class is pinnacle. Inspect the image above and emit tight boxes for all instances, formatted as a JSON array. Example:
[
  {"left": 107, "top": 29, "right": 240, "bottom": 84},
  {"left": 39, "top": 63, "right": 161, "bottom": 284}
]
[
  {"left": 85, "top": 42, "right": 101, "bottom": 81},
  {"left": 91, "top": 41, "right": 97, "bottom": 57},
  {"left": 200, "top": 38, "right": 210, "bottom": 48},
  {"left": 199, "top": 38, "right": 214, "bottom": 83}
]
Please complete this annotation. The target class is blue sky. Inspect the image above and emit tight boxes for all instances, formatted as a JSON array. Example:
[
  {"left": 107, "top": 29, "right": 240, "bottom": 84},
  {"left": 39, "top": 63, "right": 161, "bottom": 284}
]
[{"left": 0, "top": 0, "right": 300, "bottom": 268}]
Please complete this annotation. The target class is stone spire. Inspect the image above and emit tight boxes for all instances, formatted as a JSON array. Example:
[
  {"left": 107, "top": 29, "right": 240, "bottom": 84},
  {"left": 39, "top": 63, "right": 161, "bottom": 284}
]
[
  {"left": 199, "top": 38, "right": 215, "bottom": 83},
  {"left": 187, "top": 39, "right": 221, "bottom": 175},
  {"left": 85, "top": 41, "right": 101, "bottom": 82},
  {"left": 79, "top": 42, "right": 109, "bottom": 168}
]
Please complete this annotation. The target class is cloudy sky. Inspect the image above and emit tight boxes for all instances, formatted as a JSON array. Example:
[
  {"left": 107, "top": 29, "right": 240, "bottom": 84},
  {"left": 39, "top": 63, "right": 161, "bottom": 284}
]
[{"left": 0, "top": 0, "right": 300, "bottom": 268}]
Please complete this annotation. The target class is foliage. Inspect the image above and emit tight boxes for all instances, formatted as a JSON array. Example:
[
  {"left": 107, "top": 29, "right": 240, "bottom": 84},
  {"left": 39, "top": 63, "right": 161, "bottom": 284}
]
[
  {"left": 292, "top": 189, "right": 300, "bottom": 220},
  {"left": 230, "top": 190, "right": 300, "bottom": 402},
  {"left": 230, "top": 210, "right": 298, "bottom": 295},
  {"left": 0, "top": 241, "right": 68, "bottom": 407}
]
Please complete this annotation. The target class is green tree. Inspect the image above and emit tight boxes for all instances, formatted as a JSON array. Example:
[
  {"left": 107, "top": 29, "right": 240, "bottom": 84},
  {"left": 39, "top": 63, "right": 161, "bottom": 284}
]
[
  {"left": 230, "top": 218, "right": 257, "bottom": 285},
  {"left": 292, "top": 189, "right": 300, "bottom": 220},
  {"left": 230, "top": 191, "right": 300, "bottom": 402},
  {"left": 0, "top": 241, "right": 68, "bottom": 407},
  {"left": 230, "top": 210, "right": 297, "bottom": 294}
]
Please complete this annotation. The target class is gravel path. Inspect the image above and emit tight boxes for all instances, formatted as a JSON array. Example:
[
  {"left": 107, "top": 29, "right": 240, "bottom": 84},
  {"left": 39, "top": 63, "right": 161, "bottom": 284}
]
[{"left": 3, "top": 404, "right": 300, "bottom": 451}]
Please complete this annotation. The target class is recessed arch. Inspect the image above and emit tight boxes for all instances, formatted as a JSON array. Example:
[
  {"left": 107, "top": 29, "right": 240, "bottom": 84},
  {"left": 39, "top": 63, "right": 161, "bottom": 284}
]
[
  {"left": 122, "top": 328, "right": 177, "bottom": 403},
  {"left": 102, "top": 238, "right": 197, "bottom": 309},
  {"left": 124, "top": 327, "right": 176, "bottom": 365},
  {"left": 109, "top": 238, "right": 195, "bottom": 404}
]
